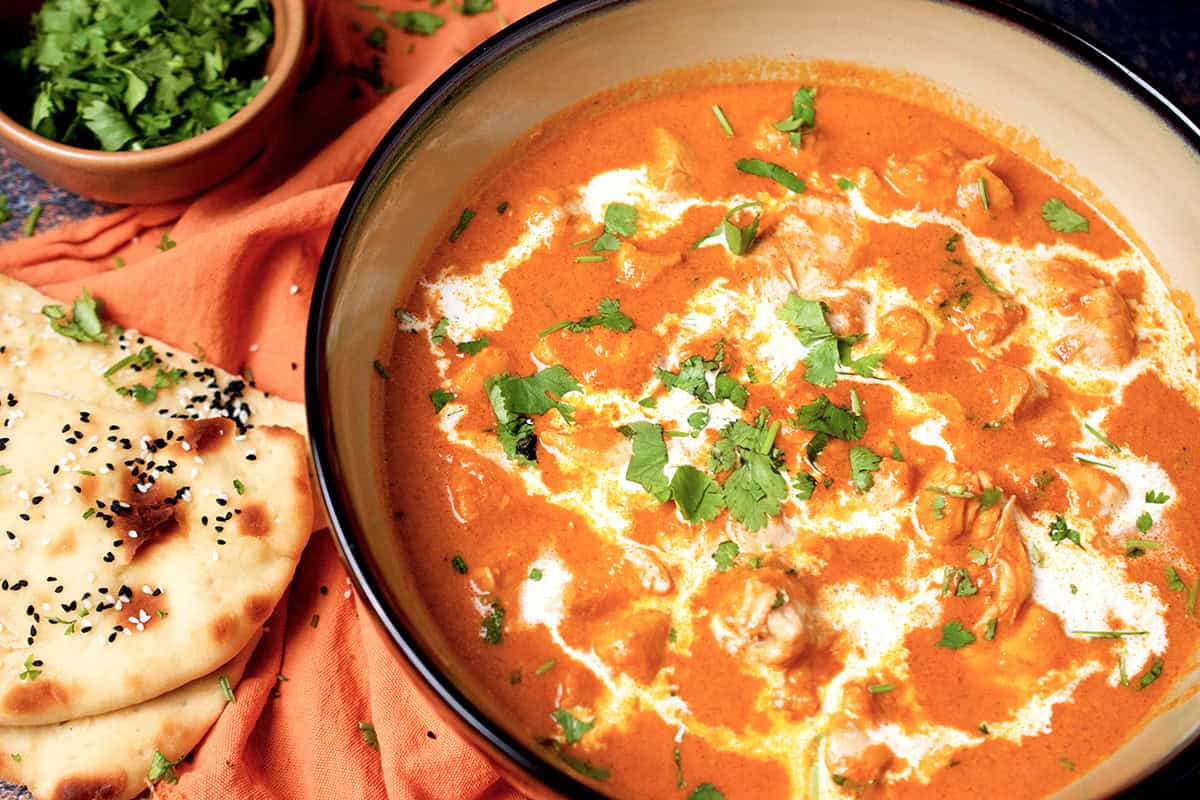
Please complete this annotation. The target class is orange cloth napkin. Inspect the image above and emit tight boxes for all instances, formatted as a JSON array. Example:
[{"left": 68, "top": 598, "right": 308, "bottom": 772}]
[{"left": 0, "top": 2, "right": 551, "bottom": 797}]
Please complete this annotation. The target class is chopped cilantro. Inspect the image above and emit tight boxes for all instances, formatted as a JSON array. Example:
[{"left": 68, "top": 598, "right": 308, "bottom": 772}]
[
  {"left": 721, "top": 201, "right": 762, "bottom": 255},
  {"left": 669, "top": 466, "right": 724, "bottom": 524},
  {"left": 535, "top": 659, "right": 555, "bottom": 675},
  {"left": 456, "top": 0, "right": 495, "bottom": 14},
  {"left": 935, "top": 621, "right": 976, "bottom": 649},
  {"left": 1075, "top": 455, "right": 1116, "bottom": 470},
  {"left": 544, "top": 739, "right": 609, "bottom": 781},
  {"left": 496, "top": 200, "right": 509, "bottom": 214},
  {"left": 481, "top": 601, "right": 505, "bottom": 644},
  {"left": 42, "top": 288, "right": 110, "bottom": 344},
  {"left": 617, "top": 421, "right": 671, "bottom": 501},
  {"left": 551, "top": 709, "right": 595, "bottom": 745},
  {"left": 24, "top": 205, "right": 43, "bottom": 237},
  {"left": 1048, "top": 515, "right": 1083, "bottom": 549},
  {"left": 486, "top": 366, "right": 581, "bottom": 464},
  {"left": 1136, "top": 511, "right": 1153, "bottom": 533},
  {"left": 712, "top": 540, "right": 740, "bottom": 572},
  {"left": 589, "top": 202, "right": 638, "bottom": 252},
  {"left": 430, "top": 317, "right": 450, "bottom": 345},
  {"left": 529, "top": 567, "right": 543, "bottom": 581},
  {"left": 148, "top": 749, "right": 183, "bottom": 784},
  {"left": 1167, "top": 566, "right": 1186, "bottom": 592},
  {"left": 1139, "top": 657, "right": 1164, "bottom": 689},
  {"left": 456, "top": 337, "right": 489, "bottom": 355},
  {"left": 656, "top": 344, "right": 746, "bottom": 408},
  {"left": 985, "top": 619, "right": 998, "bottom": 641},
  {"left": 791, "top": 394, "right": 865, "bottom": 440},
  {"left": 735, "top": 158, "right": 806, "bottom": 193},
  {"left": 710, "top": 410, "right": 788, "bottom": 530},
  {"left": 366, "top": 25, "right": 388, "bottom": 50},
  {"left": 13, "top": 0, "right": 274, "bottom": 152},
  {"left": 1058, "top": 757, "right": 1076, "bottom": 772},
  {"left": 0, "top": 194, "right": 9, "bottom": 223},
  {"left": 449, "top": 208, "right": 476, "bottom": 242},
  {"left": 793, "top": 472, "right": 817, "bottom": 501},
  {"left": 1041, "top": 198, "right": 1090, "bottom": 233},
  {"left": 945, "top": 233, "right": 961, "bottom": 252},
  {"left": 373, "top": 360, "right": 391, "bottom": 379},
  {"left": 687, "top": 785, "right": 726, "bottom": 800},
  {"left": 975, "top": 267, "right": 1001, "bottom": 294},
  {"left": 772, "top": 86, "right": 816, "bottom": 147},
  {"left": 1084, "top": 423, "right": 1121, "bottom": 453},
  {"left": 451, "top": 555, "right": 468, "bottom": 574},
  {"left": 977, "top": 176, "right": 990, "bottom": 211},
  {"left": 890, "top": 442, "right": 904, "bottom": 462},
  {"left": 849, "top": 446, "right": 882, "bottom": 492},
  {"left": 218, "top": 674, "right": 235, "bottom": 703},
  {"left": 711, "top": 104, "right": 734, "bottom": 136},
  {"left": 1071, "top": 630, "right": 1148, "bottom": 639},
  {"left": 837, "top": 177, "right": 856, "bottom": 191},
  {"left": 538, "top": 298, "right": 634, "bottom": 337},
  {"left": 776, "top": 293, "right": 883, "bottom": 386},
  {"left": 358, "top": 721, "right": 380, "bottom": 749},
  {"left": 389, "top": 10, "right": 446, "bottom": 35},
  {"left": 868, "top": 683, "right": 896, "bottom": 694},
  {"left": 968, "top": 546, "right": 988, "bottom": 566},
  {"left": 18, "top": 655, "right": 41, "bottom": 681},
  {"left": 430, "top": 388, "right": 456, "bottom": 413},
  {"left": 978, "top": 486, "right": 1003, "bottom": 510},
  {"left": 1145, "top": 490, "right": 1170, "bottom": 504},
  {"left": 1125, "top": 538, "right": 1162, "bottom": 558}
]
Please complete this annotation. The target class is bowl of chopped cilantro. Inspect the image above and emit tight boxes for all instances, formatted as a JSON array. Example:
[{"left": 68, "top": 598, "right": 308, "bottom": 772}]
[{"left": 0, "top": 0, "right": 306, "bottom": 203}]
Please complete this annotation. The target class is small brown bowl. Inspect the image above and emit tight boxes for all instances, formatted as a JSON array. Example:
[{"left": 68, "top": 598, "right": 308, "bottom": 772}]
[{"left": 0, "top": 0, "right": 306, "bottom": 204}]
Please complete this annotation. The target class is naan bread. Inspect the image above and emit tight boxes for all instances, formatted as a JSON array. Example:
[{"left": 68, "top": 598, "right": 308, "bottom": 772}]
[
  {"left": 0, "top": 274, "right": 305, "bottom": 439},
  {"left": 0, "top": 391, "right": 311, "bottom": 725},
  {"left": 0, "top": 632, "right": 261, "bottom": 800}
]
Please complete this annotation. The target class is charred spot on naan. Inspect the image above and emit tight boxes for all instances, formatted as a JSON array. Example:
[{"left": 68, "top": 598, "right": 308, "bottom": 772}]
[
  {"left": 2, "top": 677, "right": 72, "bottom": 716},
  {"left": 243, "top": 593, "right": 276, "bottom": 625},
  {"left": 108, "top": 484, "right": 184, "bottom": 561},
  {"left": 180, "top": 417, "right": 234, "bottom": 454},
  {"left": 52, "top": 773, "right": 127, "bottom": 800},
  {"left": 238, "top": 503, "right": 270, "bottom": 537}
]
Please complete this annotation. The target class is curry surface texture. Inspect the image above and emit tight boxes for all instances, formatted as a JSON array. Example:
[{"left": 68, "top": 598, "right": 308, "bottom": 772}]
[{"left": 378, "top": 76, "right": 1200, "bottom": 799}]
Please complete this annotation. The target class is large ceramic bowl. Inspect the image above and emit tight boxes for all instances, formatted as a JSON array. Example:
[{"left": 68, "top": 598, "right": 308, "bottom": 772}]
[{"left": 307, "top": 1, "right": 1200, "bottom": 797}]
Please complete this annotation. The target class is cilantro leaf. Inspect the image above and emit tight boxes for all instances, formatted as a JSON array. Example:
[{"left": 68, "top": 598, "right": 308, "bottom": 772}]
[
  {"left": 544, "top": 739, "right": 609, "bottom": 781},
  {"left": 389, "top": 10, "right": 446, "bottom": 35},
  {"left": 849, "top": 446, "right": 882, "bottom": 492},
  {"left": 1136, "top": 511, "right": 1153, "bottom": 534},
  {"left": 430, "top": 388, "right": 455, "bottom": 413},
  {"left": 551, "top": 709, "right": 595, "bottom": 745},
  {"left": 1145, "top": 490, "right": 1170, "bottom": 504},
  {"left": 538, "top": 298, "right": 635, "bottom": 337},
  {"left": 456, "top": 337, "right": 489, "bottom": 355},
  {"left": 669, "top": 466, "right": 724, "bottom": 524},
  {"left": 723, "top": 450, "right": 788, "bottom": 531},
  {"left": 430, "top": 317, "right": 450, "bottom": 344},
  {"left": 776, "top": 293, "right": 883, "bottom": 386},
  {"left": 42, "top": 288, "right": 110, "bottom": 344},
  {"left": 449, "top": 208, "right": 476, "bottom": 242},
  {"left": 687, "top": 784, "right": 726, "bottom": 800},
  {"left": 148, "top": 749, "right": 183, "bottom": 784},
  {"left": 457, "top": 0, "right": 495, "bottom": 14},
  {"left": 358, "top": 721, "right": 379, "bottom": 749},
  {"left": 722, "top": 202, "right": 762, "bottom": 255},
  {"left": 936, "top": 620, "right": 976, "bottom": 649},
  {"left": 1167, "top": 566, "right": 1186, "bottom": 592},
  {"left": 792, "top": 472, "right": 817, "bottom": 501},
  {"left": 1048, "top": 515, "right": 1083, "bottom": 549},
  {"left": 1041, "top": 199, "right": 1090, "bottom": 233},
  {"left": 590, "top": 203, "right": 638, "bottom": 252},
  {"left": 1139, "top": 657, "right": 1164, "bottom": 690},
  {"left": 736, "top": 158, "right": 806, "bottom": 193},
  {"left": 618, "top": 422, "right": 670, "bottom": 501},
  {"left": 656, "top": 345, "right": 747, "bottom": 408},
  {"left": 486, "top": 366, "right": 581, "bottom": 464},
  {"left": 978, "top": 486, "right": 1003, "bottom": 510},
  {"left": 791, "top": 394, "right": 865, "bottom": 440},
  {"left": 712, "top": 540, "right": 739, "bottom": 572}
]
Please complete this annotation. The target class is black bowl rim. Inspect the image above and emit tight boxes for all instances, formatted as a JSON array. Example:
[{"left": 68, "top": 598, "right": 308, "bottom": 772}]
[{"left": 306, "top": 1, "right": 1200, "bottom": 797}]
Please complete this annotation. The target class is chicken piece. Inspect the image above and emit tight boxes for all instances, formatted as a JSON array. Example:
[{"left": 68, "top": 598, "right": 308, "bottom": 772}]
[
  {"left": 1054, "top": 462, "right": 1128, "bottom": 521},
  {"left": 469, "top": 565, "right": 498, "bottom": 596},
  {"left": 824, "top": 288, "right": 870, "bottom": 337},
  {"left": 450, "top": 346, "right": 511, "bottom": 400},
  {"left": 866, "top": 459, "right": 915, "bottom": 510},
  {"left": 877, "top": 306, "right": 929, "bottom": 360},
  {"left": 625, "top": 546, "right": 674, "bottom": 595},
  {"left": 1022, "top": 259, "right": 1136, "bottom": 367},
  {"left": 969, "top": 497, "right": 1032, "bottom": 629},
  {"left": 446, "top": 461, "right": 508, "bottom": 523},
  {"left": 883, "top": 147, "right": 961, "bottom": 208},
  {"left": 594, "top": 609, "right": 672, "bottom": 683},
  {"left": 539, "top": 425, "right": 629, "bottom": 475},
  {"left": 711, "top": 573, "right": 810, "bottom": 667},
  {"left": 648, "top": 128, "right": 698, "bottom": 193},
  {"left": 913, "top": 463, "right": 985, "bottom": 542},
  {"left": 824, "top": 683, "right": 893, "bottom": 785},
  {"left": 884, "top": 148, "right": 1015, "bottom": 223},
  {"left": 963, "top": 605, "right": 1072, "bottom": 694},
  {"left": 956, "top": 155, "right": 1015, "bottom": 218},
  {"left": 979, "top": 361, "right": 1046, "bottom": 423},
  {"left": 614, "top": 241, "right": 682, "bottom": 289},
  {"left": 950, "top": 288, "right": 1024, "bottom": 349},
  {"left": 751, "top": 200, "right": 865, "bottom": 286}
]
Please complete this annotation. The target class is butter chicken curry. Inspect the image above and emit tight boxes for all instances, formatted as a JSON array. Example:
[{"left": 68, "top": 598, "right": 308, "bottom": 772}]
[{"left": 377, "top": 71, "right": 1200, "bottom": 799}]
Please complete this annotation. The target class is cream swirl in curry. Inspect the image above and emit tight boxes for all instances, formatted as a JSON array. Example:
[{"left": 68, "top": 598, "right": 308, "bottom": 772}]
[{"left": 378, "top": 74, "right": 1200, "bottom": 799}]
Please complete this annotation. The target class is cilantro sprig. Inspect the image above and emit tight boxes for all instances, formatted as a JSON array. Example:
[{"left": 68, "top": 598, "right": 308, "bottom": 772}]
[
  {"left": 776, "top": 293, "right": 884, "bottom": 386},
  {"left": 772, "top": 86, "right": 816, "bottom": 147},
  {"left": 486, "top": 366, "right": 581, "bottom": 464},
  {"left": 41, "top": 288, "right": 113, "bottom": 344},
  {"left": 538, "top": 298, "right": 634, "bottom": 337}
]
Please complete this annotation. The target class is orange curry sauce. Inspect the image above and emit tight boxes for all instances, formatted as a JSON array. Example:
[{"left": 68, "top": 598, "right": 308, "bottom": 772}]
[{"left": 379, "top": 78, "right": 1200, "bottom": 799}]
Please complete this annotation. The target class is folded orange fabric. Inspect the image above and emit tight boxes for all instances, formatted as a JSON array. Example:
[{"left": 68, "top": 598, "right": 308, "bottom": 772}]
[{"left": 0, "top": 2, "right": 551, "bottom": 797}]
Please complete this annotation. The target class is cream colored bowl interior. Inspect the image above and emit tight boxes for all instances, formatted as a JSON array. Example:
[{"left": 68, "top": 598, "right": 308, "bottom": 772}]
[{"left": 317, "top": 0, "right": 1200, "bottom": 795}]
